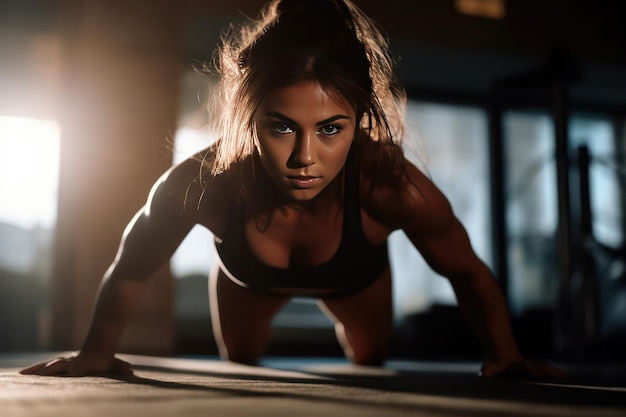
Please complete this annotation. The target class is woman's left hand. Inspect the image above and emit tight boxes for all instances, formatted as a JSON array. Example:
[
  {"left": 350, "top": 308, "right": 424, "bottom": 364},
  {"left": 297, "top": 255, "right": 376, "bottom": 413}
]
[{"left": 480, "top": 358, "right": 567, "bottom": 378}]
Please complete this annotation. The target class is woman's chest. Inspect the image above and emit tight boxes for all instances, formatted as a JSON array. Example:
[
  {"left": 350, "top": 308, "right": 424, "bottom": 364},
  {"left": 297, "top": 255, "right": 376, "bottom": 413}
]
[
  {"left": 243, "top": 205, "right": 391, "bottom": 269},
  {"left": 245, "top": 208, "right": 343, "bottom": 268}
]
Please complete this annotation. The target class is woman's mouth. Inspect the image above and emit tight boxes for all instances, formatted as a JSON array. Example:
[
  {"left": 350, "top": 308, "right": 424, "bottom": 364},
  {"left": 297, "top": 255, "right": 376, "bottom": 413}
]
[{"left": 287, "top": 175, "right": 320, "bottom": 188}]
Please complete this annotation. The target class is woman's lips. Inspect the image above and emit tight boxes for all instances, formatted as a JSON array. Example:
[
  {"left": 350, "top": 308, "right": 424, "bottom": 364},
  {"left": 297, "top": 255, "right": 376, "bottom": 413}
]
[{"left": 287, "top": 175, "right": 320, "bottom": 188}]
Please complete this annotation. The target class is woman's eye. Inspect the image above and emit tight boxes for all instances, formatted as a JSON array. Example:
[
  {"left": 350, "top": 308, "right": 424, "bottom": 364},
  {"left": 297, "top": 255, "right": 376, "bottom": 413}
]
[
  {"left": 273, "top": 123, "right": 294, "bottom": 134},
  {"left": 320, "top": 125, "right": 341, "bottom": 136}
]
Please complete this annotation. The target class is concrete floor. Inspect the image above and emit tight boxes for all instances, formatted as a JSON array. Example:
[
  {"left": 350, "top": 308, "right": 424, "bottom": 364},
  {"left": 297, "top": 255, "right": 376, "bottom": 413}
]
[{"left": 2, "top": 353, "right": 625, "bottom": 417}]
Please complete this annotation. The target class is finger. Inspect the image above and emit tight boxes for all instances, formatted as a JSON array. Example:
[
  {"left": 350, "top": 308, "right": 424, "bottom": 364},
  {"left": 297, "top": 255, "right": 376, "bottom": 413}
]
[
  {"left": 111, "top": 358, "right": 134, "bottom": 376},
  {"left": 479, "top": 362, "right": 503, "bottom": 378},
  {"left": 521, "top": 361, "right": 544, "bottom": 378},
  {"left": 20, "top": 354, "right": 74, "bottom": 375},
  {"left": 482, "top": 360, "right": 528, "bottom": 378},
  {"left": 536, "top": 362, "right": 568, "bottom": 378},
  {"left": 515, "top": 361, "right": 566, "bottom": 379},
  {"left": 20, "top": 361, "right": 49, "bottom": 375},
  {"left": 35, "top": 358, "right": 70, "bottom": 376},
  {"left": 551, "top": 366, "right": 568, "bottom": 378},
  {"left": 508, "top": 361, "right": 566, "bottom": 379},
  {"left": 479, "top": 363, "right": 492, "bottom": 378}
]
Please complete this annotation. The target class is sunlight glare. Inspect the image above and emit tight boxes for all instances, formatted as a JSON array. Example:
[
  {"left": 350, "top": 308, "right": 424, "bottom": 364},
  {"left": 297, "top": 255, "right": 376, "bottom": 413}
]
[{"left": 0, "top": 116, "right": 61, "bottom": 230}]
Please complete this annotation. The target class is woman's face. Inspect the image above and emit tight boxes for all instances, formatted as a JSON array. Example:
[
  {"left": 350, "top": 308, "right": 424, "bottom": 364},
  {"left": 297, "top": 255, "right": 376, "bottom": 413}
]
[{"left": 253, "top": 81, "right": 356, "bottom": 201}]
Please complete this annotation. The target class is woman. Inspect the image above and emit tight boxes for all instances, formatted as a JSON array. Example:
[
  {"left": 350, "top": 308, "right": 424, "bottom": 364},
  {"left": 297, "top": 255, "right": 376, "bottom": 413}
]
[{"left": 22, "top": 0, "right": 563, "bottom": 378}]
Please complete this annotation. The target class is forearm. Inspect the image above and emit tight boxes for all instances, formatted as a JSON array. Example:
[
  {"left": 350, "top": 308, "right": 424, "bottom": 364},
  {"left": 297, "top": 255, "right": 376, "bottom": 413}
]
[
  {"left": 450, "top": 267, "right": 521, "bottom": 361},
  {"left": 80, "top": 267, "right": 147, "bottom": 358}
]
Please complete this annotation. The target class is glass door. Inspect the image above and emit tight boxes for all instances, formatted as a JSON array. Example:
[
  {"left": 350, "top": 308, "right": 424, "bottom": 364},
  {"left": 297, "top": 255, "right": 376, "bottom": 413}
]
[{"left": 501, "top": 108, "right": 625, "bottom": 356}]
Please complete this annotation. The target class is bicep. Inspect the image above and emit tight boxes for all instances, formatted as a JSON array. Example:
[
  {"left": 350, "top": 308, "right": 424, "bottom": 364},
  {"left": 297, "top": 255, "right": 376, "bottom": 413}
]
[
  {"left": 111, "top": 209, "right": 191, "bottom": 280},
  {"left": 394, "top": 167, "right": 484, "bottom": 280},
  {"left": 406, "top": 216, "right": 484, "bottom": 280},
  {"left": 110, "top": 171, "right": 198, "bottom": 280}
]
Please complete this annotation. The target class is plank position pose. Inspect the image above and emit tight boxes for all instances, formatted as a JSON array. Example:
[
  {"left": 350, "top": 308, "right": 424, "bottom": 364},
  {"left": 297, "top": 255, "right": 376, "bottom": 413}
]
[{"left": 23, "top": 0, "right": 563, "bottom": 378}]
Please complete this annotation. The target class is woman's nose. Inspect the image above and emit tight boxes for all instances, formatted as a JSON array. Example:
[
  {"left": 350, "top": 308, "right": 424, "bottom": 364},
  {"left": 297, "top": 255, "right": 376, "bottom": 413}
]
[{"left": 291, "top": 131, "right": 316, "bottom": 167}]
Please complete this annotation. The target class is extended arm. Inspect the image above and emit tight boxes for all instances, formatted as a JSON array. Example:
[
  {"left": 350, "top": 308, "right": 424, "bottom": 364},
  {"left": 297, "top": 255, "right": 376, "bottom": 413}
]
[
  {"left": 21, "top": 158, "right": 209, "bottom": 376},
  {"left": 390, "top": 165, "right": 564, "bottom": 378}
]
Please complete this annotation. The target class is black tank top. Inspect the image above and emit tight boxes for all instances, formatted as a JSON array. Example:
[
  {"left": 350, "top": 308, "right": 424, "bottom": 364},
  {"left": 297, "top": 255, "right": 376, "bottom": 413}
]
[{"left": 214, "top": 147, "right": 389, "bottom": 298}]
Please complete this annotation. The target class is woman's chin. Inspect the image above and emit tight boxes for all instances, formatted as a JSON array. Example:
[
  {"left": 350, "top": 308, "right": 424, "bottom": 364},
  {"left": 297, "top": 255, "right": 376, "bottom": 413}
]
[{"left": 285, "top": 189, "right": 321, "bottom": 202}]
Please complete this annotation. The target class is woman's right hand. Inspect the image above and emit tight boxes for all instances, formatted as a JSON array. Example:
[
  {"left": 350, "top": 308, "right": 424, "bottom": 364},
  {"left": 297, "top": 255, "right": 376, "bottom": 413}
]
[{"left": 19, "top": 351, "right": 133, "bottom": 377}]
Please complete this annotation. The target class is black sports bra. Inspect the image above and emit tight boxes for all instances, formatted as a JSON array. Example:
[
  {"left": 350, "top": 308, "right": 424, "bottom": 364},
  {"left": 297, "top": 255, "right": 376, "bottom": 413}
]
[{"left": 214, "top": 147, "right": 389, "bottom": 299}]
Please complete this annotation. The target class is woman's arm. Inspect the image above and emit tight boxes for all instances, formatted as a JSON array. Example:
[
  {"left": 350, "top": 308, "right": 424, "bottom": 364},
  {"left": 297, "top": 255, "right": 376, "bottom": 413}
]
[
  {"left": 21, "top": 157, "right": 211, "bottom": 376},
  {"left": 386, "top": 164, "right": 564, "bottom": 378}
]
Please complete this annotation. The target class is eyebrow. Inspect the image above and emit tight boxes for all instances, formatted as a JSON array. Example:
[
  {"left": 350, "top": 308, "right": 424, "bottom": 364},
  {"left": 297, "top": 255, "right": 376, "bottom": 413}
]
[{"left": 260, "top": 111, "right": 351, "bottom": 126}]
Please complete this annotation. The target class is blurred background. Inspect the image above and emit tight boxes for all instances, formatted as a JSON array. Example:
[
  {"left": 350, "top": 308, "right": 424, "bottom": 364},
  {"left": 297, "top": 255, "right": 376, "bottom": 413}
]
[{"left": 0, "top": 0, "right": 624, "bottom": 362}]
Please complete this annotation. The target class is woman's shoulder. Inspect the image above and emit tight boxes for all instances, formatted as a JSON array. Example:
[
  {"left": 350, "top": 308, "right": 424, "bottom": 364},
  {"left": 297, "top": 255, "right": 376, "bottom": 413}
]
[
  {"left": 147, "top": 145, "right": 234, "bottom": 226},
  {"left": 156, "top": 147, "right": 214, "bottom": 199},
  {"left": 361, "top": 158, "right": 454, "bottom": 232}
]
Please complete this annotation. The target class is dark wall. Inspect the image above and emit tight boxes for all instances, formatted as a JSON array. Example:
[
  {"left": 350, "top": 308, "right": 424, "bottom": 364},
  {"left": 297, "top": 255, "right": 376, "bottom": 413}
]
[
  {"left": 2, "top": 0, "right": 625, "bottom": 115},
  {"left": 181, "top": 0, "right": 626, "bottom": 106}
]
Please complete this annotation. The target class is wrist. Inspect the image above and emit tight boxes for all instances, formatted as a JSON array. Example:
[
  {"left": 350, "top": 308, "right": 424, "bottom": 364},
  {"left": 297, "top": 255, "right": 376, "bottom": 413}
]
[
  {"left": 78, "top": 344, "right": 116, "bottom": 361},
  {"left": 488, "top": 351, "right": 523, "bottom": 363}
]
